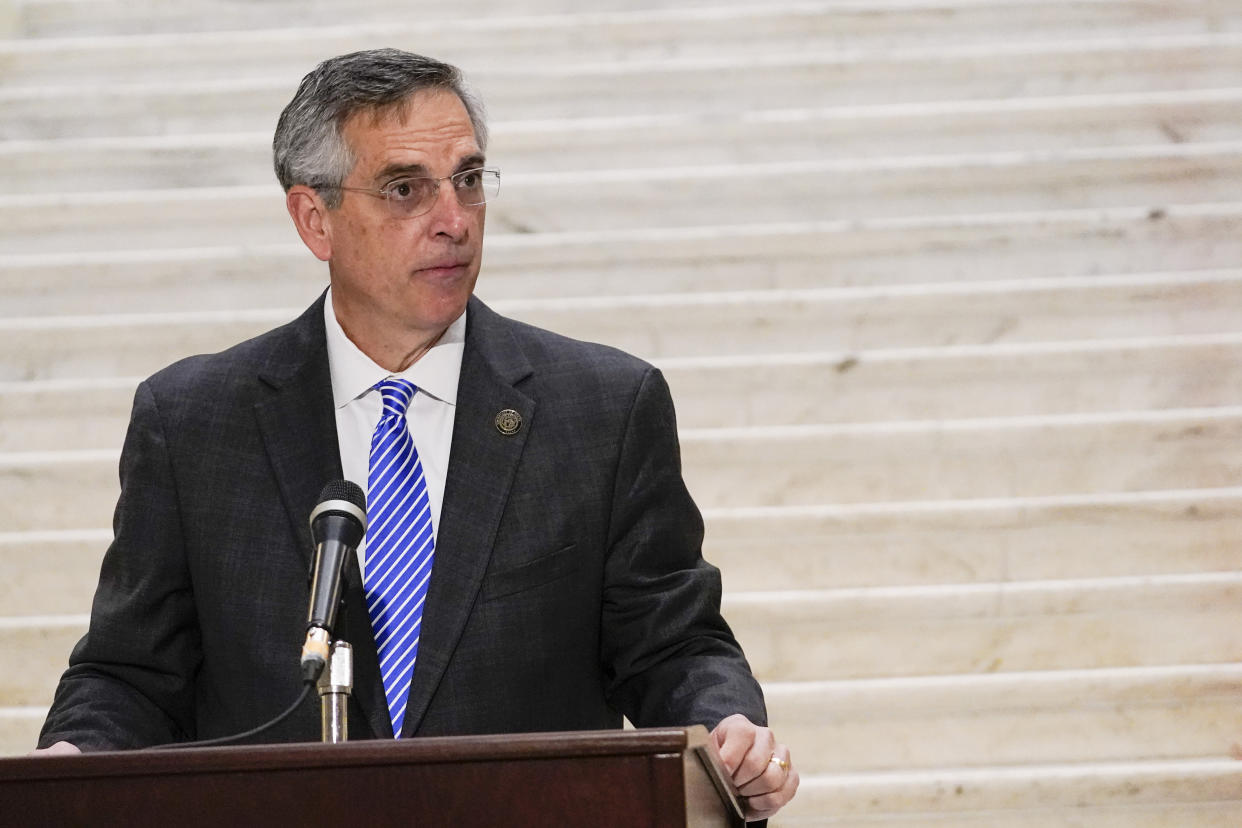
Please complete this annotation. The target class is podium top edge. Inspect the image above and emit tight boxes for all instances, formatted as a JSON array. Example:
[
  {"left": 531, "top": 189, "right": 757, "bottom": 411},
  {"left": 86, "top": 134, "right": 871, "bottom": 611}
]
[{"left": 1, "top": 725, "right": 712, "bottom": 782}]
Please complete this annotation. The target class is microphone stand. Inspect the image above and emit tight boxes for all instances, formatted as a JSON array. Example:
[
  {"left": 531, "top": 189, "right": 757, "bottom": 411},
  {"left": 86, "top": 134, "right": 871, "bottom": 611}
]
[
  {"left": 317, "top": 639, "right": 353, "bottom": 743},
  {"left": 303, "top": 481, "right": 367, "bottom": 744}
]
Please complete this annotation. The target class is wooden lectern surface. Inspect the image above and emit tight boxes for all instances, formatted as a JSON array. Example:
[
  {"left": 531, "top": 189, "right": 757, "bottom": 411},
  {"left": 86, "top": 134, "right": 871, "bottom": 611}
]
[{"left": 0, "top": 726, "right": 744, "bottom": 828}]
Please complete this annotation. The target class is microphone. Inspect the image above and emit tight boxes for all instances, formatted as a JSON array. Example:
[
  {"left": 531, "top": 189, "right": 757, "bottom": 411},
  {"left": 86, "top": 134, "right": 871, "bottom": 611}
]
[{"left": 301, "top": 480, "right": 367, "bottom": 683}]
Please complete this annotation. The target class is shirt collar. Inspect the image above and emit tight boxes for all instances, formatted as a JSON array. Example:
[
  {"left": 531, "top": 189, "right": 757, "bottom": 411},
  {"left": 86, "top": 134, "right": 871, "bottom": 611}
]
[{"left": 323, "top": 286, "right": 466, "bottom": 409}]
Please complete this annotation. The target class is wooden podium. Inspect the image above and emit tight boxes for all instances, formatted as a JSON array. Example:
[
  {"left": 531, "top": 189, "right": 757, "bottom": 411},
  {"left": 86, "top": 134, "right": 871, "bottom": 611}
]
[{"left": 0, "top": 727, "right": 744, "bottom": 827}]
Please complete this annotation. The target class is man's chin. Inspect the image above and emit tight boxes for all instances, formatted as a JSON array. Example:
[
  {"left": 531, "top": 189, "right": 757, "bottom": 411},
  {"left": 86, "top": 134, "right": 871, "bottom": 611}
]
[{"left": 413, "top": 292, "right": 471, "bottom": 332}]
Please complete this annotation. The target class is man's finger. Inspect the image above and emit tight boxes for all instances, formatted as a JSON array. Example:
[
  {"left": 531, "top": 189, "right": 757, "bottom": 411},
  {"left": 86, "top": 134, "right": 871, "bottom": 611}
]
[
  {"left": 737, "top": 746, "right": 792, "bottom": 797},
  {"left": 742, "top": 767, "right": 801, "bottom": 821},
  {"left": 731, "top": 726, "right": 777, "bottom": 788},
  {"left": 28, "top": 741, "right": 81, "bottom": 757},
  {"left": 712, "top": 713, "right": 758, "bottom": 775}
]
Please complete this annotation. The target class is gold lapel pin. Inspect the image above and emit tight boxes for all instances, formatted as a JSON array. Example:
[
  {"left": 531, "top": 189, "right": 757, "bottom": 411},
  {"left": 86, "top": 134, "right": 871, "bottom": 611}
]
[{"left": 495, "top": 409, "right": 523, "bottom": 436}]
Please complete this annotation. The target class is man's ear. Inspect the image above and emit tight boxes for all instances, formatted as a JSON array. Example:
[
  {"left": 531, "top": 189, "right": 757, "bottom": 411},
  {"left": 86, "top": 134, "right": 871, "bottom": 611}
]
[{"left": 286, "top": 185, "right": 333, "bottom": 262}]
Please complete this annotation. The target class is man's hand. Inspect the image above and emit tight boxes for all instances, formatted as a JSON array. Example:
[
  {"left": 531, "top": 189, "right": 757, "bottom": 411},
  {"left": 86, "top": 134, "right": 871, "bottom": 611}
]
[
  {"left": 28, "top": 741, "right": 81, "bottom": 756},
  {"left": 711, "top": 713, "right": 799, "bottom": 821}
]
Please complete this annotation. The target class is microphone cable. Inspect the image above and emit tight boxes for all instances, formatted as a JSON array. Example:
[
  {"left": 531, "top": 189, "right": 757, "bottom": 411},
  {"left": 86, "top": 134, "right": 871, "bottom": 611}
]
[
  {"left": 149, "top": 681, "right": 316, "bottom": 751},
  {"left": 148, "top": 481, "right": 365, "bottom": 752}
]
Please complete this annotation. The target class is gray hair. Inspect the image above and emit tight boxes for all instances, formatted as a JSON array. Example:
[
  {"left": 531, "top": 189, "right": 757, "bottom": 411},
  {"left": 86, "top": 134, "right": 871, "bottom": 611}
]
[{"left": 273, "top": 49, "right": 488, "bottom": 208}]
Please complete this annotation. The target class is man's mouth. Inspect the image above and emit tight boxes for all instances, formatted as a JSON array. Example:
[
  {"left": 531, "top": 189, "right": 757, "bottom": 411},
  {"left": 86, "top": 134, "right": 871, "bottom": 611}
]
[{"left": 418, "top": 260, "right": 471, "bottom": 277}]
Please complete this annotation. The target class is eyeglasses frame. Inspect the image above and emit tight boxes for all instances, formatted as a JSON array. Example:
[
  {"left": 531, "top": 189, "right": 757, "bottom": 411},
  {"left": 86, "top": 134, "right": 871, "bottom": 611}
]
[{"left": 319, "top": 166, "right": 500, "bottom": 218}]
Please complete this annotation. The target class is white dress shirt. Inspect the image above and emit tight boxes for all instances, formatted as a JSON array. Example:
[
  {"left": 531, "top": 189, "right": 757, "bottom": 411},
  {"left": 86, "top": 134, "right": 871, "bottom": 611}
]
[{"left": 323, "top": 287, "right": 465, "bottom": 578}]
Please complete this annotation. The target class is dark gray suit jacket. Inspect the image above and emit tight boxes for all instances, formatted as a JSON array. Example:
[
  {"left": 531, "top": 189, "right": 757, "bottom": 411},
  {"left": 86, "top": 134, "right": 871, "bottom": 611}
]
[{"left": 40, "top": 294, "right": 765, "bottom": 749}]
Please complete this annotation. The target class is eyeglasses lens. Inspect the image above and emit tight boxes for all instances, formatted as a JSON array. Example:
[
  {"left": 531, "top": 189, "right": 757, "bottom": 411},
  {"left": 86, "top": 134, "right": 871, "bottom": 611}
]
[{"left": 385, "top": 169, "right": 499, "bottom": 218}]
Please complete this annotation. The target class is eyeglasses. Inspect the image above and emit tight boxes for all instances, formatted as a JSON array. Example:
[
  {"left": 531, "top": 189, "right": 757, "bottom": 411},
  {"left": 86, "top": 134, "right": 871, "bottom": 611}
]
[{"left": 325, "top": 167, "right": 500, "bottom": 218}]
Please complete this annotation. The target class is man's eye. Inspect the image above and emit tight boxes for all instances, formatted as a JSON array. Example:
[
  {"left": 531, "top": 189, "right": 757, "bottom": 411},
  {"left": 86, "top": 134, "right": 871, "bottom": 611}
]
[
  {"left": 387, "top": 180, "right": 416, "bottom": 200},
  {"left": 456, "top": 171, "right": 480, "bottom": 189}
]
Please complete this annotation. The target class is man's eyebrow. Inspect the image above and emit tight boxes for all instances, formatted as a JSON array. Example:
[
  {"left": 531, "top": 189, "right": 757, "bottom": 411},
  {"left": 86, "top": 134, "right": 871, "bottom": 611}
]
[
  {"left": 373, "top": 154, "right": 488, "bottom": 184},
  {"left": 374, "top": 162, "right": 429, "bottom": 183}
]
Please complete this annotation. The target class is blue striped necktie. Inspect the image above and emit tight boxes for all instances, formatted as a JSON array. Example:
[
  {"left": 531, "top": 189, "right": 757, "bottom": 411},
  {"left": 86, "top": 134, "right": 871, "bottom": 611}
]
[{"left": 364, "top": 378, "right": 436, "bottom": 738}]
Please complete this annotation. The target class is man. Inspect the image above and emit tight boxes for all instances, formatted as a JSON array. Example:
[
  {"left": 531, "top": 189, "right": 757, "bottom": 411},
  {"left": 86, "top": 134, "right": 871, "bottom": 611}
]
[{"left": 37, "top": 49, "right": 798, "bottom": 820}]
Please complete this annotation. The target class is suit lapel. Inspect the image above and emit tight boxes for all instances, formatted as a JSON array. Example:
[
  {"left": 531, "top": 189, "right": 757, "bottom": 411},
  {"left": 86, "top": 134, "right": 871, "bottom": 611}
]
[
  {"left": 401, "top": 297, "right": 535, "bottom": 735},
  {"left": 250, "top": 293, "right": 391, "bottom": 739},
  {"left": 252, "top": 309, "right": 340, "bottom": 569}
]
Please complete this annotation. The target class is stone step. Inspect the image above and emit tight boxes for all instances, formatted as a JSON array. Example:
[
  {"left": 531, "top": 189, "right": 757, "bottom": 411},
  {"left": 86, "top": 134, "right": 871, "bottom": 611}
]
[
  {"left": 2, "top": 204, "right": 1237, "bottom": 315},
  {"left": 4, "top": 332, "right": 1241, "bottom": 451},
  {"left": 3, "top": 143, "right": 1240, "bottom": 251},
  {"left": 683, "top": 407, "right": 1242, "bottom": 509},
  {"left": 4, "top": 34, "right": 1241, "bottom": 139},
  {"left": 4, "top": 88, "right": 1242, "bottom": 193},
  {"left": 0, "top": 707, "right": 43, "bottom": 757},
  {"left": 0, "top": 530, "right": 107, "bottom": 615},
  {"left": 15, "top": 0, "right": 1238, "bottom": 38},
  {"left": 705, "top": 488, "right": 1242, "bottom": 592},
  {"left": 776, "top": 759, "right": 1242, "bottom": 827},
  {"left": 1, "top": 270, "right": 1237, "bottom": 379},
  {"left": 11, "top": 0, "right": 782, "bottom": 38},
  {"left": 768, "top": 664, "right": 1242, "bottom": 774},
  {"left": 7, "top": 488, "right": 1240, "bottom": 617},
  {"left": 3, "top": 406, "right": 1240, "bottom": 531},
  {"left": 6, "top": 1, "right": 1239, "bottom": 84},
  {"left": 0, "top": 614, "right": 89, "bottom": 707},
  {"left": 5, "top": 570, "right": 1241, "bottom": 708},
  {"left": 0, "top": 378, "right": 137, "bottom": 452},
  {"left": 724, "top": 571, "right": 1242, "bottom": 681},
  {"left": 664, "top": 333, "right": 1242, "bottom": 429},
  {"left": 785, "top": 803, "right": 1242, "bottom": 828}
]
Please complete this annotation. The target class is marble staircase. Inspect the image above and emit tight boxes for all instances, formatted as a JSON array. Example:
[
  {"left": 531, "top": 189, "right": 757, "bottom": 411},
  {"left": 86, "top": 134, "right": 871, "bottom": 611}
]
[{"left": 1, "top": 1, "right": 1241, "bottom": 825}]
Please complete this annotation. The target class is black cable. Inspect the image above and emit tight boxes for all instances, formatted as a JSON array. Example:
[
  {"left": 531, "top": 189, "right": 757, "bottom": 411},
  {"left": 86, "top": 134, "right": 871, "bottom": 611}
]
[{"left": 149, "top": 682, "right": 315, "bottom": 750}]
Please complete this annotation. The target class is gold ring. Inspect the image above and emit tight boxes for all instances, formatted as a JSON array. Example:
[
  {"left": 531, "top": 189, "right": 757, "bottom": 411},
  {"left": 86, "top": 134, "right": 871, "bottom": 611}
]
[{"left": 768, "top": 755, "right": 789, "bottom": 771}]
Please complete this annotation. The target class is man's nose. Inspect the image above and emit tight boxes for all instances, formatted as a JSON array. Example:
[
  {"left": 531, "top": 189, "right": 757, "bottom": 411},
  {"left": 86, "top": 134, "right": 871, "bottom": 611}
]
[{"left": 427, "top": 180, "right": 473, "bottom": 239}]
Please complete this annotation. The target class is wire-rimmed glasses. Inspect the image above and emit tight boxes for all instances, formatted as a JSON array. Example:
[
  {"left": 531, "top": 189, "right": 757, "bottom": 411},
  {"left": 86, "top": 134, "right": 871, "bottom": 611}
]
[{"left": 325, "top": 167, "right": 500, "bottom": 219}]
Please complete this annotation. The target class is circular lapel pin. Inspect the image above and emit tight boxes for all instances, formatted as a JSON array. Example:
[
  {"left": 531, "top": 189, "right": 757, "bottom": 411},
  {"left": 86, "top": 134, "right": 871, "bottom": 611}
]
[{"left": 495, "top": 409, "right": 523, "bottom": 435}]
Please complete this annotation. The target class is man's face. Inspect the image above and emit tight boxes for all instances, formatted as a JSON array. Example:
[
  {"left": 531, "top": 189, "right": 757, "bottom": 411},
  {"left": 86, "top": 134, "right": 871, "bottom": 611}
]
[{"left": 323, "top": 88, "right": 485, "bottom": 344}]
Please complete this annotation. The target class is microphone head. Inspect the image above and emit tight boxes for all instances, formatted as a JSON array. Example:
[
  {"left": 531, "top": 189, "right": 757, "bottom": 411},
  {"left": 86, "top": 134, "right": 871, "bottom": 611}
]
[
  {"left": 309, "top": 480, "right": 367, "bottom": 545},
  {"left": 317, "top": 479, "right": 365, "bottom": 511}
]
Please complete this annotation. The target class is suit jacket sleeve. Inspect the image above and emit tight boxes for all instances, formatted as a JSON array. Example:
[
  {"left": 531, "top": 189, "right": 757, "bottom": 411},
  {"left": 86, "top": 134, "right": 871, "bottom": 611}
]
[
  {"left": 599, "top": 366, "right": 767, "bottom": 729},
  {"left": 38, "top": 380, "right": 200, "bottom": 750}
]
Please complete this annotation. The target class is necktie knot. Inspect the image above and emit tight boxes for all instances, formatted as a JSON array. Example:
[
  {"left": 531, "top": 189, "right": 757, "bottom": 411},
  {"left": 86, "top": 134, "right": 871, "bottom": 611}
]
[{"left": 375, "top": 379, "right": 416, "bottom": 419}]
